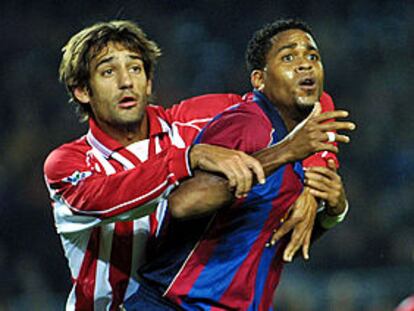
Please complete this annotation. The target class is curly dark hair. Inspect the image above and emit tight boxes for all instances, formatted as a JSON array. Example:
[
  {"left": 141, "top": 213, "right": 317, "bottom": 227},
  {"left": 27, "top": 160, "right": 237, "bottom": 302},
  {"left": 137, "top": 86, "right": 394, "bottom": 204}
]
[
  {"left": 59, "top": 20, "right": 161, "bottom": 122},
  {"left": 245, "top": 19, "right": 314, "bottom": 73}
]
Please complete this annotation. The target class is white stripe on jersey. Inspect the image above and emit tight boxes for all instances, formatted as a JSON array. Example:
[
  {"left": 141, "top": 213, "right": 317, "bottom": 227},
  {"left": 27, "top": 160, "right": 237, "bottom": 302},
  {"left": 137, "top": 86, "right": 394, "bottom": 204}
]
[
  {"left": 124, "top": 216, "right": 150, "bottom": 300},
  {"left": 94, "top": 223, "right": 115, "bottom": 311},
  {"left": 91, "top": 148, "right": 116, "bottom": 175},
  {"left": 171, "top": 117, "right": 214, "bottom": 132},
  {"left": 111, "top": 152, "right": 135, "bottom": 170}
]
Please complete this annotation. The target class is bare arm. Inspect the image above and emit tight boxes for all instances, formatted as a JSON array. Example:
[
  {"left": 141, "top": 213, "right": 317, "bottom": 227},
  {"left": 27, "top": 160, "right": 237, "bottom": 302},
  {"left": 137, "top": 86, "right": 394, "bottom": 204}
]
[
  {"left": 169, "top": 108, "right": 355, "bottom": 218},
  {"left": 169, "top": 139, "right": 293, "bottom": 218}
]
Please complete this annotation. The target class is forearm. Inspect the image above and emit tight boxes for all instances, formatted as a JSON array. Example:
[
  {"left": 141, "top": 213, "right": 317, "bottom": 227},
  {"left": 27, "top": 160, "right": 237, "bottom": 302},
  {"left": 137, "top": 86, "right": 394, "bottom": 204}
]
[
  {"left": 168, "top": 171, "right": 233, "bottom": 218},
  {"left": 254, "top": 139, "right": 294, "bottom": 176},
  {"left": 169, "top": 141, "right": 294, "bottom": 218}
]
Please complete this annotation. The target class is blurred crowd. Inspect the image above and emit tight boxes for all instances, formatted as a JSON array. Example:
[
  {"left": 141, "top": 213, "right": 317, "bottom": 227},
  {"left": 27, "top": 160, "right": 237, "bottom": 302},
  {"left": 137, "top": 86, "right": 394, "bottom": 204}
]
[{"left": 0, "top": 0, "right": 413, "bottom": 310}]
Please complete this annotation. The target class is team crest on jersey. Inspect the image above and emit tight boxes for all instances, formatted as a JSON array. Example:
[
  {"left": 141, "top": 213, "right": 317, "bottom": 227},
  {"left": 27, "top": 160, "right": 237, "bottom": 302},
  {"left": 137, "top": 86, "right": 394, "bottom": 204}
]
[{"left": 62, "top": 170, "right": 92, "bottom": 186}]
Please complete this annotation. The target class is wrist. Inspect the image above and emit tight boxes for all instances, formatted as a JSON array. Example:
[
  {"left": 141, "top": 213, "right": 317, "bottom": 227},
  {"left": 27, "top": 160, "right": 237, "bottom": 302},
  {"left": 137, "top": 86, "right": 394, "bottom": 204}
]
[{"left": 317, "top": 200, "right": 349, "bottom": 229}]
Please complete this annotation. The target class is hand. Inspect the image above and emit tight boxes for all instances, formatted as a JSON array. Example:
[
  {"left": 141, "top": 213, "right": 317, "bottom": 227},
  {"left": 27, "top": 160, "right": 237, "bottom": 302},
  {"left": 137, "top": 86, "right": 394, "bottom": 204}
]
[
  {"left": 189, "top": 144, "right": 265, "bottom": 198},
  {"left": 268, "top": 188, "right": 318, "bottom": 262},
  {"left": 283, "top": 102, "right": 356, "bottom": 161},
  {"left": 304, "top": 159, "right": 346, "bottom": 215}
]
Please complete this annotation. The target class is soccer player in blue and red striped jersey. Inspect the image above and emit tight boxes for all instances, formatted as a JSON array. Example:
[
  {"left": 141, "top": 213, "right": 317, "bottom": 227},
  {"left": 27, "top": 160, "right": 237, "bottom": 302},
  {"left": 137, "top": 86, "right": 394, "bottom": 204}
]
[{"left": 124, "top": 19, "right": 355, "bottom": 310}]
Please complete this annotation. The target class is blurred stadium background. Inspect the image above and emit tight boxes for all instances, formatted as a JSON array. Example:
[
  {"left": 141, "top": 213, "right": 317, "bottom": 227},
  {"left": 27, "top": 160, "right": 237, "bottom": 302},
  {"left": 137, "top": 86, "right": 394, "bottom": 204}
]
[{"left": 0, "top": 0, "right": 413, "bottom": 310}]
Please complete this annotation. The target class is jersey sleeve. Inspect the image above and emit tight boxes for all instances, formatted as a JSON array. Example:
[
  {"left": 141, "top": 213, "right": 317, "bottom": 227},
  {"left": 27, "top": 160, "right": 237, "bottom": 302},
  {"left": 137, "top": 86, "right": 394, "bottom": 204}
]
[
  {"left": 165, "top": 93, "right": 242, "bottom": 124},
  {"left": 44, "top": 144, "right": 192, "bottom": 233},
  {"left": 302, "top": 91, "right": 340, "bottom": 168}
]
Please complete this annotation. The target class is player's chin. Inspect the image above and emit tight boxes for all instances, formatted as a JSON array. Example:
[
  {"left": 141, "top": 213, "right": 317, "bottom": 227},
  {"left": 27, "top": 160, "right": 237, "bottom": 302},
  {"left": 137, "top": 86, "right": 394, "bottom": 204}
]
[
  {"left": 295, "top": 87, "right": 321, "bottom": 105},
  {"left": 296, "top": 95, "right": 318, "bottom": 108}
]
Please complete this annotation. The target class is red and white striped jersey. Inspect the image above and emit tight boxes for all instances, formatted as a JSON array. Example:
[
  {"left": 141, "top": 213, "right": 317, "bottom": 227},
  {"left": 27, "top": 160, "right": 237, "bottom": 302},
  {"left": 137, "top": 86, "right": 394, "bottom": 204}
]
[
  {"left": 43, "top": 94, "right": 241, "bottom": 311},
  {"left": 43, "top": 92, "right": 337, "bottom": 311}
]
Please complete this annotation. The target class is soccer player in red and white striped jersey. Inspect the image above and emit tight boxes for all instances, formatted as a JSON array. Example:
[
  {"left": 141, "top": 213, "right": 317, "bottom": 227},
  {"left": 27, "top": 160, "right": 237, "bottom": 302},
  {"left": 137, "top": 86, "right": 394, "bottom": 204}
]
[{"left": 44, "top": 21, "right": 266, "bottom": 311}]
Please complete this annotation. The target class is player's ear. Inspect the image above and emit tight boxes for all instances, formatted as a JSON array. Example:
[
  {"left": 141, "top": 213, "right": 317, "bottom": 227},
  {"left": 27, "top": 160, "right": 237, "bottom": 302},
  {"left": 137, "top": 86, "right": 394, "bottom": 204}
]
[
  {"left": 251, "top": 69, "right": 265, "bottom": 91},
  {"left": 73, "top": 86, "right": 91, "bottom": 104}
]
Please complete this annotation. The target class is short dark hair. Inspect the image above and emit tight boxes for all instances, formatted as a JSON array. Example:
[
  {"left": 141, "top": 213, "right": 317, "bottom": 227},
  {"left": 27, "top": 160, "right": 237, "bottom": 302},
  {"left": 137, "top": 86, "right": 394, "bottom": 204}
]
[
  {"left": 245, "top": 19, "right": 314, "bottom": 73},
  {"left": 59, "top": 20, "right": 161, "bottom": 122}
]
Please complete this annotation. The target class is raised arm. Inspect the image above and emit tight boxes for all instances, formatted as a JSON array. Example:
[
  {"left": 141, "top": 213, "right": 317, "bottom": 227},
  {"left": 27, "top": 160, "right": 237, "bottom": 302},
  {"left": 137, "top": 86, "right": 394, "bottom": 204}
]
[{"left": 169, "top": 106, "right": 355, "bottom": 218}]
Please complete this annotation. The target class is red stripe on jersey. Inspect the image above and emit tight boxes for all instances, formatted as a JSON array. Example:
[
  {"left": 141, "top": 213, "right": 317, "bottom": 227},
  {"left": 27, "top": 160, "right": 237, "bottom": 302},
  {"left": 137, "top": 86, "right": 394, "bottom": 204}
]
[
  {"left": 164, "top": 216, "right": 222, "bottom": 305},
  {"left": 109, "top": 221, "right": 134, "bottom": 310},
  {"left": 75, "top": 228, "right": 100, "bottom": 311},
  {"left": 213, "top": 166, "right": 302, "bottom": 310}
]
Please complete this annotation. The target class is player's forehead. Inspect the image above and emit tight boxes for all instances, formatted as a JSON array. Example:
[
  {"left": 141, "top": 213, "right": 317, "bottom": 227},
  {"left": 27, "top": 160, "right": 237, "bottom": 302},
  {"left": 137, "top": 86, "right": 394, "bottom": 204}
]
[
  {"left": 90, "top": 41, "right": 143, "bottom": 67},
  {"left": 269, "top": 29, "right": 319, "bottom": 55}
]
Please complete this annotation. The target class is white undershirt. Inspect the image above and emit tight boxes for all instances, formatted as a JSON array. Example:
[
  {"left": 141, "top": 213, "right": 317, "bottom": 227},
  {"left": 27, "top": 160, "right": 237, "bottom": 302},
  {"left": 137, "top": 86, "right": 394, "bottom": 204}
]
[{"left": 126, "top": 139, "right": 150, "bottom": 162}]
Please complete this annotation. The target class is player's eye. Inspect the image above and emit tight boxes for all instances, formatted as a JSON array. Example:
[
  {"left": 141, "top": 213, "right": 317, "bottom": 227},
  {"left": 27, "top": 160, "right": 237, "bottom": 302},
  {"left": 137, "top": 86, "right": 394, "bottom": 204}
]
[
  {"left": 130, "top": 65, "right": 142, "bottom": 74},
  {"left": 307, "top": 54, "right": 319, "bottom": 61},
  {"left": 102, "top": 68, "right": 113, "bottom": 76},
  {"left": 281, "top": 54, "right": 294, "bottom": 62}
]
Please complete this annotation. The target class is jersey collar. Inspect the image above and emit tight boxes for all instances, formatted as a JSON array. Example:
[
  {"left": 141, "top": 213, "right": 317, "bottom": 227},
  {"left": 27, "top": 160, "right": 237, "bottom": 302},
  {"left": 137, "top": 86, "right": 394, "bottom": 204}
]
[
  {"left": 252, "top": 89, "right": 288, "bottom": 142},
  {"left": 86, "top": 106, "right": 170, "bottom": 156}
]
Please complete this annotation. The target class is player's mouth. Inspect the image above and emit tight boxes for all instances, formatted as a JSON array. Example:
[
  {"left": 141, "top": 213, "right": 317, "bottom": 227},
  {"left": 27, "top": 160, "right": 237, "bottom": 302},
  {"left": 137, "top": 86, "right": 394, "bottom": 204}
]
[
  {"left": 118, "top": 95, "right": 138, "bottom": 108},
  {"left": 297, "top": 77, "right": 317, "bottom": 91}
]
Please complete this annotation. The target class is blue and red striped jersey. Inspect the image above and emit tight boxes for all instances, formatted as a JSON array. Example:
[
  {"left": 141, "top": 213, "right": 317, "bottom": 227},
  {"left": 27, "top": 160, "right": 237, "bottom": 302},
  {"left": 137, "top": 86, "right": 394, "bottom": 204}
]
[{"left": 137, "top": 90, "right": 305, "bottom": 310}]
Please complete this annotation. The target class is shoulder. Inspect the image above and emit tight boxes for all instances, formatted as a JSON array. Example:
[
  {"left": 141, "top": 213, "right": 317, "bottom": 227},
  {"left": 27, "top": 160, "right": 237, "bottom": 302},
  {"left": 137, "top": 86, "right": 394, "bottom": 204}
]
[
  {"left": 164, "top": 93, "right": 243, "bottom": 123},
  {"left": 210, "top": 101, "right": 269, "bottom": 128},
  {"left": 199, "top": 102, "right": 272, "bottom": 153},
  {"left": 43, "top": 137, "right": 89, "bottom": 179}
]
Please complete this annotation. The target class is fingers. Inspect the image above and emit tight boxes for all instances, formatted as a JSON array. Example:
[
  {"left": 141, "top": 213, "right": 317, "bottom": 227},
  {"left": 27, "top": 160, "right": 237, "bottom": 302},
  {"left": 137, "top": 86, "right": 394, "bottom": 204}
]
[
  {"left": 314, "top": 143, "right": 339, "bottom": 154},
  {"left": 269, "top": 216, "right": 299, "bottom": 246},
  {"left": 327, "top": 159, "right": 337, "bottom": 172},
  {"left": 332, "top": 134, "right": 350, "bottom": 144},
  {"left": 305, "top": 166, "right": 339, "bottom": 180},
  {"left": 314, "top": 110, "right": 349, "bottom": 122},
  {"left": 241, "top": 154, "right": 266, "bottom": 185},
  {"left": 282, "top": 217, "right": 315, "bottom": 262},
  {"left": 320, "top": 121, "right": 356, "bottom": 132},
  {"left": 192, "top": 144, "right": 266, "bottom": 198},
  {"left": 283, "top": 228, "right": 306, "bottom": 262},
  {"left": 227, "top": 156, "right": 253, "bottom": 198},
  {"left": 307, "top": 188, "right": 329, "bottom": 201},
  {"left": 304, "top": 175, "right": 332, "bottom": 193},
  {"left": 302, "top": 229, "right": 312, "bottom": 260},
  {"left": 307, "top": 101, "right": 321, "bottom": 119},
  {"left": 230, "top": 153, "right": 266, "bottom": 198}
]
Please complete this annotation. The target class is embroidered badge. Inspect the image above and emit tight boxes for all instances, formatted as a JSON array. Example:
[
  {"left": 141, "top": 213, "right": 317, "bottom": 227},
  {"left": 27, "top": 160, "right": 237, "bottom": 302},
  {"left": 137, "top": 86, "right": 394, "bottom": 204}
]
[{"left": 62, "top": 170, "right": 92, "bottom": 186}]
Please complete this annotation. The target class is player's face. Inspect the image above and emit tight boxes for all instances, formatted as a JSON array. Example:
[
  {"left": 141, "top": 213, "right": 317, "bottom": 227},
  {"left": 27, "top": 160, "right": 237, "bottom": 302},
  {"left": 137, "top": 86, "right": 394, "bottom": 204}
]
[
  {"left": 260, "top": 29, "right": 324, "bottom": 114},
  {"left": 81, "top": 41, "right": 152, "bottom": 128}
]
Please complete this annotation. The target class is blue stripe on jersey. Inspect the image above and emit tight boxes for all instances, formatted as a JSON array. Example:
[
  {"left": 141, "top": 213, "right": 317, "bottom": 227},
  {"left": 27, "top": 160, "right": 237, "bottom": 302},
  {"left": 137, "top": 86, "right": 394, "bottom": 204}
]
[
  {"left": 253, "top": 90, "right": 287, "bottom": 142},
  {"left": 253, "top": 89, "right": 304, "bottom": 182},
  {"left": 184, "top": 166, "right": 286, "bottom": 306},
  {"left": 247, "top": 245, "right": 277, "bottom": 311}
]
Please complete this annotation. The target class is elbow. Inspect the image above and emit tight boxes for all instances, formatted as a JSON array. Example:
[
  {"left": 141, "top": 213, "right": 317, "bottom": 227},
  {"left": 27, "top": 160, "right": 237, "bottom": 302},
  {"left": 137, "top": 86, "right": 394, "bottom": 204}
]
[
  {"left": 169, "top": 206, "right": 190, "bottom": 219},
  {"left": 168, "top": 195, "right": 194, "bottom": 219}
]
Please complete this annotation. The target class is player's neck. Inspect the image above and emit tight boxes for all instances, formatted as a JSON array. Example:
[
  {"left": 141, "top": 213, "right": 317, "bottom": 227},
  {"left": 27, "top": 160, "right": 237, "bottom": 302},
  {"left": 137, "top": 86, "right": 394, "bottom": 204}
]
[
  {"left": 276, "top": 104, "right": 311, "bottom": 132},
  {"left": 96, "top": 114, "right": 149, "bottom": 146}
]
